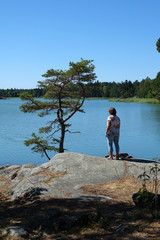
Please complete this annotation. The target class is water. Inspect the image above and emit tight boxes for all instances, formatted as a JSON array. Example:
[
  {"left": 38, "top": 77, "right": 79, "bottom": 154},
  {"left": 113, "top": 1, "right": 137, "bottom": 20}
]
[{"left": 0, "top": 98, "right": 160, "bottom": 166}]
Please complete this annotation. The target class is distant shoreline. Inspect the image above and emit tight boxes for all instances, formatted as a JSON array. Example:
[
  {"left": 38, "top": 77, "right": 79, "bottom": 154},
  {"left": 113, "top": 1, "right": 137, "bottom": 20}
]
[{"left": 1, "top": 96, "right": 159, "bottom": 105}]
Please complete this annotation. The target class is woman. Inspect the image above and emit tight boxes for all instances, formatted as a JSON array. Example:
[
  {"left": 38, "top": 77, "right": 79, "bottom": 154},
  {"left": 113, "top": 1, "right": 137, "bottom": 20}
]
[{"left": 105, "top": 107, "right": 120, "bottom": 160}]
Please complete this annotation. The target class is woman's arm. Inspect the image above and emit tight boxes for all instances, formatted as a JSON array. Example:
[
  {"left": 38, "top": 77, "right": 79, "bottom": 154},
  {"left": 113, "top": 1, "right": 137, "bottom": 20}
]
[{"left": 105, "top": 120, "right": 111, "bottom": 136}]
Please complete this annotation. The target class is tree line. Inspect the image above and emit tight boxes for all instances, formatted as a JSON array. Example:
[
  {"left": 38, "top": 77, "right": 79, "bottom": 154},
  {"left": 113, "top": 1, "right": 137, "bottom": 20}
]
[
  {"left": 1, "top": 72, "right": 160, "bottom": 101},
  {"left": 77, "top": 73, "right": 160, "bottom": 101},
  {"left": 0, "top": 88, "right": 45, "bottom": 98}
]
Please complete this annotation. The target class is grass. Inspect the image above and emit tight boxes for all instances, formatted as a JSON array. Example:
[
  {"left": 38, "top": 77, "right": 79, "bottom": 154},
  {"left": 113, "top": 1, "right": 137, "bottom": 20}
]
[
  {"left": 109, "top": 97, "right": 159, "bottom": 104},
  {"left": 87, "top": 97, "right": 109, "bottom": 100},
  {"left": 86, "top": 97, "right": 160, "bottom": 104}
]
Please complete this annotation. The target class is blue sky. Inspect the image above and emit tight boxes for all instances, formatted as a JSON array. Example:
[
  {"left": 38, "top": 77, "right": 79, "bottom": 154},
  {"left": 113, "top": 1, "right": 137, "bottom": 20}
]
[{"left": 1, "top": 0, "right": 160, "bottom": 89}]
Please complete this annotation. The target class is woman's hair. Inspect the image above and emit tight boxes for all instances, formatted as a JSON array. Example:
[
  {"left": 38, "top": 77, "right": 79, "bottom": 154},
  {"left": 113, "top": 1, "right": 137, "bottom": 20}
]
[{"left": 109, "top": 107, "right": 116, "bottom": 115}]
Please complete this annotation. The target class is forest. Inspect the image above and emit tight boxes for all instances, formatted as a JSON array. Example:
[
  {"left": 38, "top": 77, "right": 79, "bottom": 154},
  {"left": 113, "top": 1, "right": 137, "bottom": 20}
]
[{"left": 0, "top": 71, "right": 160, "bottom": 101}]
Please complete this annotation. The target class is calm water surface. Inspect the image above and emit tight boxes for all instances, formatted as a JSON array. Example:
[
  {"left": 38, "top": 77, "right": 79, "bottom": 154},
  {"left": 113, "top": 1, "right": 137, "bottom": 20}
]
[{"left": 0, "top": 98, "right": 160, "bottom": 166}]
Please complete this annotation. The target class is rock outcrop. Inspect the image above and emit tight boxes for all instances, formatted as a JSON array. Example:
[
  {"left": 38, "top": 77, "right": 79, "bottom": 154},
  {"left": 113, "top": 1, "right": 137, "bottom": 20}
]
[{"left": 0, "top": 152, "right": 158, "bottom": 201}]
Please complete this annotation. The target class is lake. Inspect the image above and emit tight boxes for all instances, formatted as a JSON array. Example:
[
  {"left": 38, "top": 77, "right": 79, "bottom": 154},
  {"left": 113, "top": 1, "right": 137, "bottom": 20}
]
[{"left": 0, "top": 98, "right": 160, "bottom": 166}]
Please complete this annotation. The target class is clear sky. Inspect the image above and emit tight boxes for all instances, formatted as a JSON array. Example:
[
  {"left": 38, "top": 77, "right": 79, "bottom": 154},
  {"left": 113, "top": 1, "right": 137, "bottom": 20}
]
[{"left": 1, "top": 0, "right": 160, "bottom": 89}]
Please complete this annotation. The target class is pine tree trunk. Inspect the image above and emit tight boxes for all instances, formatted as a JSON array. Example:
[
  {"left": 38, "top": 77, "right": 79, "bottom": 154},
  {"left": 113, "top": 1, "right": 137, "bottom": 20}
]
[
  {"left": 44, "top": 149, "right": 51, "bottom": 160},
  {"left": 59, "top": 122, "right": 65, "bottom": 153}
]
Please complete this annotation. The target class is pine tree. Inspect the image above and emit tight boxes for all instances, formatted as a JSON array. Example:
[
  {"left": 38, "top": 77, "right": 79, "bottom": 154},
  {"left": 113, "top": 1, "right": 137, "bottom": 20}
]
[{"left": 20, "top": 59, "right": 96, "bottom": 159}]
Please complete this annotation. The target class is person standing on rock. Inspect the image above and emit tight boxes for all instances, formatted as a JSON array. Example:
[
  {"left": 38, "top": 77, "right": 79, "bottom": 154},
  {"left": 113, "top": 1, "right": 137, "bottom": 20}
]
[{"left": 105, "top": 107, "right": 120, "bottom": 160}]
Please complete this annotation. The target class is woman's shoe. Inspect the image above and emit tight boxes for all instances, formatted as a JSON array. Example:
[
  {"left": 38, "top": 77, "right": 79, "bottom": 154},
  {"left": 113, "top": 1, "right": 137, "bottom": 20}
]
[{"left": 105, "top": 156, "right": 113, "bottom": 160}]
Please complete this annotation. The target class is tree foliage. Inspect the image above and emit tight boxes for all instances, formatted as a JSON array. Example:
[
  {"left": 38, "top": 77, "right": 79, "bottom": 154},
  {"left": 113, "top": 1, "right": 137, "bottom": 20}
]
[
  {"left": 24, "top": 133, "right": 56, "bottom": 160},
  {"left": 20, "top": 59, "right": 96, "bottom": 158},
  {"left": 156, "top": 38, "right": 160, "bottom": 53}
]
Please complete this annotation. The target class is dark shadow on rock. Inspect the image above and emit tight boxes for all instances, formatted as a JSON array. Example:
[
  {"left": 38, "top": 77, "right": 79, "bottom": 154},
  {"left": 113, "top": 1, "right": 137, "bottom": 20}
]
[
  {"left": 72, "top": 195, "right": 111, "bottom": 202},
  {"left": 124, "top": 158, "right": 158, "bottom": 164},
  {"left": 21, "top": 187, "right": 48, "bottom": 202},
  {"left": 105, "top": 153, "right": 158, "bottom": 164}
]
